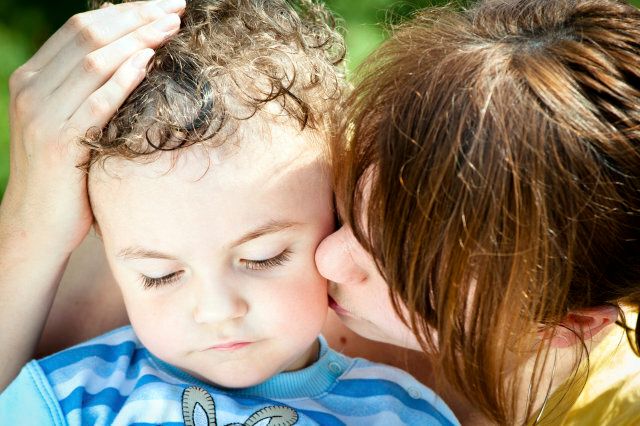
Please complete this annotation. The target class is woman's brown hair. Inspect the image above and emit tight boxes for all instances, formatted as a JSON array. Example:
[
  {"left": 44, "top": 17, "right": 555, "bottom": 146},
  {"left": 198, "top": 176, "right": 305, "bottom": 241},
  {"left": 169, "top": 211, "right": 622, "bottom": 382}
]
[{"left": 334, "top": 0, "right": 640, "bottom": 423}]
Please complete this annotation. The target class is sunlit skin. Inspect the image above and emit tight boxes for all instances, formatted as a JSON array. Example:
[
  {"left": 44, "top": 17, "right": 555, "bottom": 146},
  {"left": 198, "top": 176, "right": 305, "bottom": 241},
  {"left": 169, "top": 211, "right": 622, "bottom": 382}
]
[
  {"left": 89, "top": 118, "right": 334, "bottom": 388},
  {"left": 316, "top": 222, "right": 422, "bottom": 351}
]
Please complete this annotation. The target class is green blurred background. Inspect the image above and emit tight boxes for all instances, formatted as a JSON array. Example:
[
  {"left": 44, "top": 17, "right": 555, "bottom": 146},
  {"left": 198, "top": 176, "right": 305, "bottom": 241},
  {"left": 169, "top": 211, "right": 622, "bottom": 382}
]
[{"left": 1, "top": 0, "right": 640, "bottom": 198}]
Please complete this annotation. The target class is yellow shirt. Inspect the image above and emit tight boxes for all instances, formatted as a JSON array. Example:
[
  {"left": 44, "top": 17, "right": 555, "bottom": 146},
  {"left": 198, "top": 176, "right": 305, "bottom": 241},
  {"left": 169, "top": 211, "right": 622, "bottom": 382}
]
[{"left": 536, "top": 312, "right": 640, "bottom": 425}]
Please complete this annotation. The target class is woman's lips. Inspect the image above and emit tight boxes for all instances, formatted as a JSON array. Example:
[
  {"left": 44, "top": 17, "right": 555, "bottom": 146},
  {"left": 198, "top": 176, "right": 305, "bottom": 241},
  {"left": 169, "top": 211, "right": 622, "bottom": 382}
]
[
  {"left": 207, "top": 342, "right": 252, "bottom": 351},
  {"left": 328, "top": 295, "right": 352, "bottom": 317}
]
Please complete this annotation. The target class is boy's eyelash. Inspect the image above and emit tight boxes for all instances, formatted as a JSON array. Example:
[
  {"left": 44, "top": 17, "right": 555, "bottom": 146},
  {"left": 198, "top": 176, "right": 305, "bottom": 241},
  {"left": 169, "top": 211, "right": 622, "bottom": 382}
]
[
  {"left": 141, "top": 271, "right": 184, "bottom": 289},
  {"left": 241, "top": 249, "right": 292, "bottom": 271},
  {"left": 139, "top": 250, "right": 292, "bottom": 288}
]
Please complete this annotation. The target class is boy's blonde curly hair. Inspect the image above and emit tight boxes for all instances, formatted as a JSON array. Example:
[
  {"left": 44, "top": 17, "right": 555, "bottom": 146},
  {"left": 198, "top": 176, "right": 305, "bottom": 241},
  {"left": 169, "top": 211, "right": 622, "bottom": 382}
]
[{"left": 85, "top": 0, "right": 346, "bottom": 165}]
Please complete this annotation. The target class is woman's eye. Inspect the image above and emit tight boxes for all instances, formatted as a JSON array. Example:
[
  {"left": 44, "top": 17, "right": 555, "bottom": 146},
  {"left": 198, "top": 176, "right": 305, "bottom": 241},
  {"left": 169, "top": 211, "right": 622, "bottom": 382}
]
[
  {"left": 140, "top": 271, "right": 184, "bottom": 289},
  {"left": 241, "top": 249, "right": 292, "bottom": 271}
]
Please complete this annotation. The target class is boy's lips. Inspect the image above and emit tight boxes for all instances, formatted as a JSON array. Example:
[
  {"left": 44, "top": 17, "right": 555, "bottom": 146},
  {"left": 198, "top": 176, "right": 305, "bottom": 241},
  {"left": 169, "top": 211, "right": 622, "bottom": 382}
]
[
  {"left": 205, "top": 342, "right": 252, "bottom": 351},
  {"left": 328, "top": 295, "right": 352, "bottom": 317}
]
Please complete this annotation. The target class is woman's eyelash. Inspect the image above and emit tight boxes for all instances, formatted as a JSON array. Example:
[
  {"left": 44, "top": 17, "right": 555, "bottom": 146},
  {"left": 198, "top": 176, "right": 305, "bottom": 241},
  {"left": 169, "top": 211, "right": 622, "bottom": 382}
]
[
  {"left": 141, "top": 271, "right": 184, "bottom": 289},
  {"left": 242, "top": 249, "right": 292, "bottom": 271}
]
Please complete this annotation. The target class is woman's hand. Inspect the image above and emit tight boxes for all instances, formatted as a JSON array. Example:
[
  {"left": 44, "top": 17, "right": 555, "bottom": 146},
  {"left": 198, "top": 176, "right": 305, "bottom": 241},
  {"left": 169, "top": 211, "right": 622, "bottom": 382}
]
[
  {"left": 2, "top": 0, "right": 184, "bottom": 252},
  {"left": 0, "top": 0, "right": 185, "bottom": 391}
]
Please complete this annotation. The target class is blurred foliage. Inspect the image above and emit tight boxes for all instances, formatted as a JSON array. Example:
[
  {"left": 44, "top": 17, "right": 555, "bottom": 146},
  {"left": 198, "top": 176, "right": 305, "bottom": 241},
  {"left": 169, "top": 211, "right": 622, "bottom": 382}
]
[
  {"left": 324, "top": 0, "right": 436, "bottom": 69},
  {"left": 1, "top": 0, "right": 640, "bottom": 196},
  {"left": 0, "top": 25, "right": 31, "bottom": 197}
]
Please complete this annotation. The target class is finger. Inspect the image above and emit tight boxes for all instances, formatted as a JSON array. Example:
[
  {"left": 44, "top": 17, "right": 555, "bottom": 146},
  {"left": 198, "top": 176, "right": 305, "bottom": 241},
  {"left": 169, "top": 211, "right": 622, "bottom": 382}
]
[
  {"left": 65, "top": 49, "right": 155, "bottom": 147},
  {"left": 24, "top": 1, "right": 145, "bottom": 71},
  {"left": 24, "top": 0, "right": 184, "bottom": 72},
  {"left": 31, "top": 7, "right": 181, "bottom": 97},
  {"left": 100, "top": 2, "right": 114, "bottom": 9},
  {"left": 46, "top": 13, "right": 180, "bottom": 121}
]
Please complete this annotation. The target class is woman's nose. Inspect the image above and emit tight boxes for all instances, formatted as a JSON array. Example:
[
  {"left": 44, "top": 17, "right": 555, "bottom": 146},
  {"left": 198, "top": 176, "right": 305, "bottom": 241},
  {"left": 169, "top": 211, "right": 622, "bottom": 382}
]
[
  {"left": 315, "top": 225, "right": 368, "bottom": 285},
  {"left": 192, "top": 280, "right": 248, "bottom": 325}
]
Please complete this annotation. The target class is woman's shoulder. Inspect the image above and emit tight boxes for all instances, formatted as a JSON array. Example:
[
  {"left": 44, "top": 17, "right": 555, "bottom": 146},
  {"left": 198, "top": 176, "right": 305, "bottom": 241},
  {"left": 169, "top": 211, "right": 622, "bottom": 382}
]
[{"left": 562, "top": 314, "right": 640, "bottom": 426}]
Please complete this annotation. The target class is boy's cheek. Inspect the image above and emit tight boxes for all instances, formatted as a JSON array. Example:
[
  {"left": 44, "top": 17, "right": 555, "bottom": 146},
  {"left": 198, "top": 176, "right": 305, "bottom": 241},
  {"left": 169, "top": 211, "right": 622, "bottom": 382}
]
[{"left": 262, "top": 273, "right": 327, "bottom": 313}]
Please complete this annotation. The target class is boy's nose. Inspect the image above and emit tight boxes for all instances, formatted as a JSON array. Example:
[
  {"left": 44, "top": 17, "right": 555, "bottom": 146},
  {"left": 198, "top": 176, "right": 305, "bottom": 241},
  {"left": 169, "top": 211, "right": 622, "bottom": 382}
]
[
  {"left": 315, "top": 225, "right": 368, "bottom": 286},
  {"left": 192, "top": 280, "right": 248, "bottom": 325}
]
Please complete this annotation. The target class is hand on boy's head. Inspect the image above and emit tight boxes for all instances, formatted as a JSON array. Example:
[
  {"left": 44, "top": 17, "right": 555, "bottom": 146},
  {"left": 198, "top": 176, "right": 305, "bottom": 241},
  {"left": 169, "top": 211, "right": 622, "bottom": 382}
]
[{"left": 3, "top": 0, "right": 185, "bottom": 253}]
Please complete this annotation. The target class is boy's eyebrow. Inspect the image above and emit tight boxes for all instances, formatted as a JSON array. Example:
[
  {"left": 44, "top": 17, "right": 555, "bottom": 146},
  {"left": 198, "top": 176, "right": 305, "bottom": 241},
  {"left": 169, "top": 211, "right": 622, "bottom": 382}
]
[
  {"left": 117, "top": 220, "right": 300, "bottom": 261},
  {"left": 117, "top": 248, "right": 179, "bottom": 261},
  {"left": 231, "top": 220, "right": 300, "bottom": 248}
]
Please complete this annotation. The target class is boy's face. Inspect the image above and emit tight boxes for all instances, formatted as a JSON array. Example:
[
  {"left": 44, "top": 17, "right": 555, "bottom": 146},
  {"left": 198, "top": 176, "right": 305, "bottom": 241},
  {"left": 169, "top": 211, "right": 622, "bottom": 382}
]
[{"left": 89, "top": 120, "right": 333, "bottom": 388}]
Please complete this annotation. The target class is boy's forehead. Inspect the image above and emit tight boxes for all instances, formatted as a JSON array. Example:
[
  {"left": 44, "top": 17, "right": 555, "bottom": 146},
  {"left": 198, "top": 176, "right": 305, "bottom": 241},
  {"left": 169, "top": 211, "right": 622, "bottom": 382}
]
[
  {"left": 89, "top": 120, "right": 328, "bottom": 216},
  {"left": 88, "top": 123, "right": 333, "bottom": 253},
  {"left": 94, "top": 115, "right": 324, "bottom": 173}
]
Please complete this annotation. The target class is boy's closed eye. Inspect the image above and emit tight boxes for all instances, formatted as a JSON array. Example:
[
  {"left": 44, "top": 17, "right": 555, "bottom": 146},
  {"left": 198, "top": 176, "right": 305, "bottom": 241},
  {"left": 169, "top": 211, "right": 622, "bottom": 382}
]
[
  {"left": 240, "top": 248, "right": 292, "bottom": 271},
  {"left": 139, "top": 249, "right": 293, "bottom": 289},
  {"left": 140, "top": 271, "right": 185, "bottom": 289}
]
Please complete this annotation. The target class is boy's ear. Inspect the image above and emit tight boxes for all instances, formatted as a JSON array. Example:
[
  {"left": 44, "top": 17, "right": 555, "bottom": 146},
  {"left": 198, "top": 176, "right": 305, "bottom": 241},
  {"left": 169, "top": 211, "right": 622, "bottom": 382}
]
[{"left": 546, "top": 305, "right": 619, "bottom": 348}]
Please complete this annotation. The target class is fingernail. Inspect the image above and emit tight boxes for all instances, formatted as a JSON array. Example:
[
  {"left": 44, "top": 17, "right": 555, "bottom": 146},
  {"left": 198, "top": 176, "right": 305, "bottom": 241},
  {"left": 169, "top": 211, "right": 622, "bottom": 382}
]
[
  {"left": 158, "top": 0, "right": 186, "bottom": 13},
  {"left": 132, "top": 48, "right": 154, "bottom": 69},
  {"left": 153, "top": 13, "right": 180, "bottom": 32}
]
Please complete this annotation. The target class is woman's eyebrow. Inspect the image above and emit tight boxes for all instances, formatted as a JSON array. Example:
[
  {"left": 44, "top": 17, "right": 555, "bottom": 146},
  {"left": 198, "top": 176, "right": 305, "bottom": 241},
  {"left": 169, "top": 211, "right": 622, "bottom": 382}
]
[{"left": 231, "top": 220, "right": 300, "bottom": 248}]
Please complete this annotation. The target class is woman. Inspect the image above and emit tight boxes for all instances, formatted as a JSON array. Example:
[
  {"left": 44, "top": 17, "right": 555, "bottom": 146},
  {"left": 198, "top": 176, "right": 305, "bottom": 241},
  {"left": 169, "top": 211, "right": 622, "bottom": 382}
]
[
  {"left": 317, "top": 0, "right": 640, "bottom": 423},
  {"left": 2, "top": 0, "right": 640, "bottom": 424}
]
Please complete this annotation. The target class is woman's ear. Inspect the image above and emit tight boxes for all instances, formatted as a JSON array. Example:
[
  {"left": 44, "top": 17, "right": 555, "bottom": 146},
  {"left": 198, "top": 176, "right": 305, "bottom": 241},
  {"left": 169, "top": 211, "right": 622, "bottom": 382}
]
[{"left": 547, "top": 305, "right": 619, "bottom": 348}]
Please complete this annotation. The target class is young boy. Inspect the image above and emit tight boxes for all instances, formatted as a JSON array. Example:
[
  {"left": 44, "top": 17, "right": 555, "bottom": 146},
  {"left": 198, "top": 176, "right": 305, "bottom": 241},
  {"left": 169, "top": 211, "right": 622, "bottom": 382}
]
[{"left": 0, "top": 1, "right": 458, "bottom": 424}]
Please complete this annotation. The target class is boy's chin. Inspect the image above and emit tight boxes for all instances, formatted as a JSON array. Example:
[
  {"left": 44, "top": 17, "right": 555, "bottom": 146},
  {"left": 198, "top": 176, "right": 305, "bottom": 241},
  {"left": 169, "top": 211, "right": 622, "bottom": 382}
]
[{"left": 192, "top": 369, "right": 277, "bottom": 389}]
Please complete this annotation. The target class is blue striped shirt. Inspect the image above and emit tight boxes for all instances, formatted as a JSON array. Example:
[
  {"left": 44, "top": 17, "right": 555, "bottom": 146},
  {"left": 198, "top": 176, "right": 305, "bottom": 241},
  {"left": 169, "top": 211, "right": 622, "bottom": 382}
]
[{"left": 0, "top": 326, "right": 459, "bottom": 425}]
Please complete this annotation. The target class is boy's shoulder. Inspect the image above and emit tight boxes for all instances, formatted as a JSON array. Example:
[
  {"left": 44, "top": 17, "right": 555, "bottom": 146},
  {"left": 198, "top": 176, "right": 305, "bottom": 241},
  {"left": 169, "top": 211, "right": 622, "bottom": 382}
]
[
  {"left": 321, "top": 341, "right": 460, "bottom": 425},
  {"left": 0, "top": 326, "right": 168, "bottom": 425},
  {"left": 38, "top": 325, "right": 144, "bottom": 374},
  {"left": 327, "top": 343, "right": 433, "bottom": 398}
]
